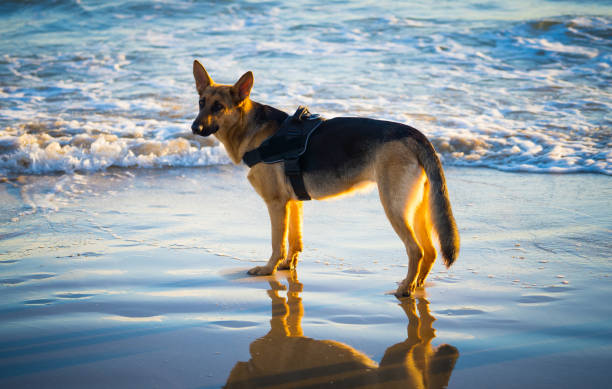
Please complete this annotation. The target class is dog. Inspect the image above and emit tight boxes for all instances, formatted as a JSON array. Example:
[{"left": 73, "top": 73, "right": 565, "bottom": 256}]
[{"left": 190, "top": 60, "right": 459, "bottom": 297}]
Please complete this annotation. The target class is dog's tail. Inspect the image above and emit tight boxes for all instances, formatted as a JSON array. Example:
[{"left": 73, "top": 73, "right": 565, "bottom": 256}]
[{"left": 414, "top": 135, "right": 460, "bottom": 267}]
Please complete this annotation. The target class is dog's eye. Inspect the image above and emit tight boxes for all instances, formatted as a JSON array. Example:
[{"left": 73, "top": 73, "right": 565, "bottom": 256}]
[
  {"left": 199, "top": 98, "right": 206, "bottom": 110},
  {"left": 211, "top": 101, "right": 224, "bottom": 113}
]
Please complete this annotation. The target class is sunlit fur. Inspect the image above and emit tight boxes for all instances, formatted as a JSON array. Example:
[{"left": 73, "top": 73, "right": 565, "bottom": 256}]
[
  {"left": 191, "top": 60, "right": 460, "bottom": 297},
  {"left": 315, "top": 180, "right": 377, "bottom": 201},
  {"left": 225, "top": 273, "right": 459, "bottom": 388}
]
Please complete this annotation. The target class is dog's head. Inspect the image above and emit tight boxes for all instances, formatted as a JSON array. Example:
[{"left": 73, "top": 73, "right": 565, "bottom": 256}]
[{"left": 191, "top": 60, "right": 253, "bottom": 137}]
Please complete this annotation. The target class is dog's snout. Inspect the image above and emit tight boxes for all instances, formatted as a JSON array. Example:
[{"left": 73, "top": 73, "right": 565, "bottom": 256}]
[{"left": 191, "top": 121, "right": 202, "bottom": 134}]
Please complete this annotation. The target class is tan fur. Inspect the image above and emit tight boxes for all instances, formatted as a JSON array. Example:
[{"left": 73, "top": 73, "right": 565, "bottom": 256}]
[{"left": 191, "top": 60, "right": 459, "bottom": 297}]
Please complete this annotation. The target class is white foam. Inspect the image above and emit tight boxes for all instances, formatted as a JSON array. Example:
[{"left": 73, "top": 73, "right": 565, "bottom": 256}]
[
  {"left": 517, "top": 37, "right": 599, "bottom": 58},
  {"left": 0, "top": 9, "right": 610, "bottom": 176},
  {"left": 0, "top": 126, "right": 230, "bottom": 175}
]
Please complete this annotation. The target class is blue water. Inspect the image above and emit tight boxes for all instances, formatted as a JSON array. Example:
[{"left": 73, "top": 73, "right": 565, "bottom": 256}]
[{"left": 1, "top": 0, "right": 611, "bottom": 175}]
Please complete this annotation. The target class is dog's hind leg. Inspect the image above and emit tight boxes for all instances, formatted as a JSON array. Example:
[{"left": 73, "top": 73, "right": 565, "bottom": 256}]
[
  {"left": 376, "top": 154, "right": 426, "bottom": 298},
  {"left": 415, "top": 181, "right": 437, "bottom": 287},
  {"left": 248, "top": 200, "right": 289, "bottom": 276},
  {"left": 278, "top": 201, "right": 303, "bottom": 270}
]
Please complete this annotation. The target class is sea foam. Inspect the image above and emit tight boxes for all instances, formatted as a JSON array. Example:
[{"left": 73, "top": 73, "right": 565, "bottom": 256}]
[
  {"left": 0, "top": 127, "right": 230, "bottom": 175},
  {"left": 0, "top": 2, "right": 610, "bottom": 176}
]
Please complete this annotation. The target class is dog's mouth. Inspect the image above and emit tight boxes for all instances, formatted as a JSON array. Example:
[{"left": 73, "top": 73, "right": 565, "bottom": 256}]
[{"left": 191, "top": 121, "right": 219, "bottom": 137}]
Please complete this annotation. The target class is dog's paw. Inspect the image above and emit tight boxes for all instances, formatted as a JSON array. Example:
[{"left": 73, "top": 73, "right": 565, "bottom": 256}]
[
  {"left": 277, "top": 261, "right": 297, "bottom": 271},
  {"left": 277, "top": 262, "right": 292, "bottom": 270},
  {"left": 394, "top": 289, "right": 412, "bottom": 299},
  {"left": 395, "top": 279, "right": 416, "bottom": 298},
  {"left": 247, "top": 265, "right": 275, "bottom": 276},
  {"left": 278, "top": 253, "right": 299, "bottom": 270}
]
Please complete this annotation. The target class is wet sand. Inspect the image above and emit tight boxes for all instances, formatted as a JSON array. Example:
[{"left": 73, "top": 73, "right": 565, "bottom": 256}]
[{"left": 0, "top": 165, "right": 611, "bottom": 388}]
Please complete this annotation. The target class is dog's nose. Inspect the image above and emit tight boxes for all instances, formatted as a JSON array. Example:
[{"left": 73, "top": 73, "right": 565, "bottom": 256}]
[{"left": 191, "top": 121, "right": 202, "bottom": 134}]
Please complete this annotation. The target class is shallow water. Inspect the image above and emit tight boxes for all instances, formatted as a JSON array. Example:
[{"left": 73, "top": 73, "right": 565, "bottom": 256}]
[
  {"left": 1, "top": 0, "right": 611, "bottom": 175},
  {"left": 1, "top": 166, "right": 611, "bottom": 387}
]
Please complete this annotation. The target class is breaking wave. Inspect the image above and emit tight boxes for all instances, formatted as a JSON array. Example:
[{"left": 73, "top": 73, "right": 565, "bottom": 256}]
[{"left": 0, "top": 1, "right": 610, "bottom": 175}]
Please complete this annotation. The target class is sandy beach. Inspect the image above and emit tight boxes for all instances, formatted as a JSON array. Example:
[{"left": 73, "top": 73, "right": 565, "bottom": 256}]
[{"left": 1, "top": 165, "right": 610, "bottom": 388}]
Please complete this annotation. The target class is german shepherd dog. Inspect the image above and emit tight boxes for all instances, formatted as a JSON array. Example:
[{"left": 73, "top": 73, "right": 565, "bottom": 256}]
[{"left": 191, "top": 60, "right": 459, "bottom": 297}]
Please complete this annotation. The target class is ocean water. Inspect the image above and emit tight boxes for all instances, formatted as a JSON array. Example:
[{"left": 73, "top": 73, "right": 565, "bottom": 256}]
[{"left": 0, "top": 0, "right": 611, "bottom": 176}]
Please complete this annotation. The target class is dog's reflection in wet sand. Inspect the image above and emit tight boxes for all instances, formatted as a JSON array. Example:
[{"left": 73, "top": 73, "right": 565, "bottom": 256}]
[{"left": 225, "top": 273, "right": 458, "bottom": 388}]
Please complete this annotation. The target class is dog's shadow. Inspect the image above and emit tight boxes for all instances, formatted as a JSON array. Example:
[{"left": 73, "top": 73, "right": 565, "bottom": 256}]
[{"left": 224, "top": 272, "right": 459, "bottom": 388}]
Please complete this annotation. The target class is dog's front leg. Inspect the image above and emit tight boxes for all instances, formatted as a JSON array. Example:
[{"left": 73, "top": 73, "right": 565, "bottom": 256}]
[
  {"left": 278, "top": 201, "right": 303, "bottom": 270},
  {"left": 248, "top": 200, "right": 289, "bottom": 276}
]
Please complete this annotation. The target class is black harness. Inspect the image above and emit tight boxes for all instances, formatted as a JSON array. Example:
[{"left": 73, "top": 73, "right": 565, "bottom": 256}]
[{"left": 242, "top": 106, "right": 325, "bottom": 201}]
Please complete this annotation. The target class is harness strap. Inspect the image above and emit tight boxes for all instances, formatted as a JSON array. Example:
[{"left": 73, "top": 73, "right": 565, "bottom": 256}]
[
  {"left": 242, "top": 148, "right": 261, "bottom": 167},
  {"left": 242, "top": 106, "right": 323, "bottom": 201},
  {"left": 284, "top": 158, "right": 311, "bottom": 201}
]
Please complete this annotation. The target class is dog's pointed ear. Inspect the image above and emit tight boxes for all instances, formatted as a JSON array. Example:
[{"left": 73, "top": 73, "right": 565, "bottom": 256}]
[
  {"left": 193, "top": 60, "right": 213, "bottom": 93},
  {"left": 232, "top": 71, "right": 253, "bottom": 103}
]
